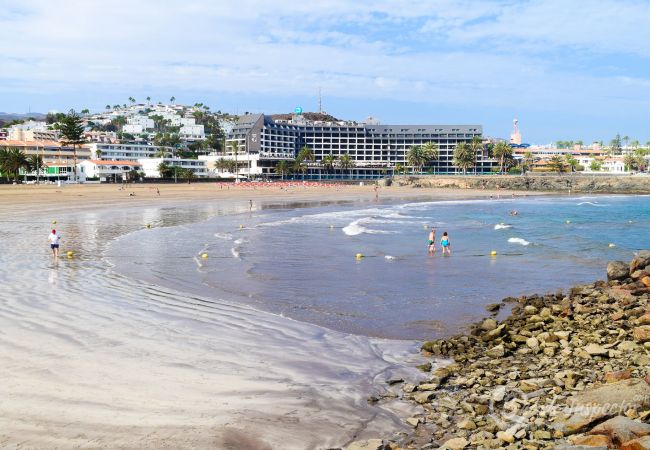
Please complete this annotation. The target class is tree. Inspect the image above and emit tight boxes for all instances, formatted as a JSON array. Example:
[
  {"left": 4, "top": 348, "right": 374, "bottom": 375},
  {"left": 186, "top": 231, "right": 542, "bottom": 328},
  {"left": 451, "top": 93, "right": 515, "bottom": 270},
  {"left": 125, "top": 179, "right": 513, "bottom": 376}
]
[
  {"left": 623, "top": 135, "right": 630, "bottom": 149},
  {"left": 565, "top": 153, "right": 579, "bottom": 172},
  {"left": 127, "top": 169, "right": 141, "bottom": 182},
  {"left": 275, "top": 160, "right": 290, "bottom": 180},
  {"left": 547, "top": 155, "right": 566, "bottom": 173},
  {"left": 128, "top": 97, "right": 136, "bottom": 104},
  {"left": 589, "top": 160, "right": 602, "bottom": 172},
  {"left": 407, "top": 145, "right": 427, "bottom": 174},
  {"left": 623, "top": 153, "right": 637, "bottom": 172},
  {"left": 59, "top": 109, "right": 86, "bottom": 181},
  {"left": 180, "top": 168, "right": 195, "bottom": 184},
  {"left": 338, "top": 153, "right": 354, "bottom": 179},
  {"left": 296, "top": 146, "right": 314, "bottom": 163},
  {"left": 146, "top": 96, "right": 151, "bottom": 104},
  {"left": 630, "top": 139, "right": 640, "bottom": 149},
  {"left": 170, "top": 96, "right": 176, "bottom": 104},
  {"left": 452, "top": 142, "right": 476, "bottom": 174},
  {"left": 635, "top": 154, "right": 647, "bottom": 172},
  {"left": 157, "top": 161, "right": 172, "bottom": 178},
  {"left": 422, "top": 141, "right": 439, "bottom": 171},
  {"left": 0, "top": 147, "right": 29, "bottom": 182},
  {"left": 610, "top": 134, "right": 622, "bottom": 154},
  {"left": 27, "top": 154, "right": 47, "bottom": 183},
  {"left": 493, "top": 142, "right": 513, "bottom": 174},
  {"left": 105, "top": 105, "right": 111, "bottom": 111},
  {"left": 321, "top": 153, "right": 335, "bottom": 176},
  {"left": 522, "top": 151, "right": 534, "bottom": 173},
  {"left": 81, "top": 108, "right": 90, "bottom": 116}
]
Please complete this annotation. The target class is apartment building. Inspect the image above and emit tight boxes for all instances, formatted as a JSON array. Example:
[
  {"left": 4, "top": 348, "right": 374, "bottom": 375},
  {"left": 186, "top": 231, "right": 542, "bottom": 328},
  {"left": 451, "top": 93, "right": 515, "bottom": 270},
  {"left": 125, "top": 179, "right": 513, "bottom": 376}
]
[
  {"left": 86, "top": 142, "right": 175, "bottom": 160},
  {"left": 218, "top": 114, "right": 490, "bottom": 179}
]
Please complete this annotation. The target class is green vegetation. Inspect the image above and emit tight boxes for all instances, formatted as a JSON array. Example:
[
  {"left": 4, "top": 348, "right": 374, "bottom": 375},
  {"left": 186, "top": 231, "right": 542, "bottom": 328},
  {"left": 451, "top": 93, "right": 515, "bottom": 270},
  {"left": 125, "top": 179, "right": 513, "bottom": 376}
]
[
  {"left": 493, "top": 141, "right": 513, "bottom": 174},
  {"left": 452, "top": 142, "right": 476, "bottom": 174},
  {"left": 0, "top": 147, "right": 29, "bottom": 182},
  {"left": 547, "top": 155, "right": 566, "bottom": 173},
  {"left": 59, "top": 110, "right": 86, "bottom": 181}
]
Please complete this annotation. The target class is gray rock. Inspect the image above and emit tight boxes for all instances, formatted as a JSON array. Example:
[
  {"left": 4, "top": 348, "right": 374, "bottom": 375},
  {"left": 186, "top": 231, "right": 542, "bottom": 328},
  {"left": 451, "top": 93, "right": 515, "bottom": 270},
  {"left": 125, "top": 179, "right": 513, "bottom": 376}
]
[
  {"left": 607, "top": 260, "right": 629, "bottom": 281},
  {"left": 481, "top": 318, "right": 498, "bottom": 331},
  {"left": 589, "top": 415, "right": 650, "bottom": 446},
  {"left": 486, "top": 344, "right": 505, "bottom": 358},
  {"left": 412, "top": 390, "right": 435, "bottom": 404},
  {"left": 630, "top": 250, "right": 650, "bottom": 273}
]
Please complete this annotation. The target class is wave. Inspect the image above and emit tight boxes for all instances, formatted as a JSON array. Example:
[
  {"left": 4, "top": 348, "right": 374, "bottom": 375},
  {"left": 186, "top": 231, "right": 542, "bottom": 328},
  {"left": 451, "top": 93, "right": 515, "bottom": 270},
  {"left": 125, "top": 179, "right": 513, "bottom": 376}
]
[
  {"left": 230, "top": 247, "right": 240, "bottom": 258},
  {"left": 577, "top": 201, "right": 607, "bottom": 207},
  {"left": 384, "top": 255, "right": 396, "bottom": 260},
  {"left": 508, "top": 237, "right": 530, "bottom": 246},
  {"left": 494, "top": 223, "right": 512, "bottom": 230},
  {"left": 342, "top": 219, "right": 395, "bottom": 236},
  {"left": 214, "top": 232, "right": 233, "bottom": 240}
]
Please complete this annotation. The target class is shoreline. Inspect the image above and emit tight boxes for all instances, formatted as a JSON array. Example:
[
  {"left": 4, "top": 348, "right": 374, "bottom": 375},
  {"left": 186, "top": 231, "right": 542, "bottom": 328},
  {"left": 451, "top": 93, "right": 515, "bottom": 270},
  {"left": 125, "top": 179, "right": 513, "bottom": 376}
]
[{"left": 0, "top": 183, "right": 645, "bottom": 449}]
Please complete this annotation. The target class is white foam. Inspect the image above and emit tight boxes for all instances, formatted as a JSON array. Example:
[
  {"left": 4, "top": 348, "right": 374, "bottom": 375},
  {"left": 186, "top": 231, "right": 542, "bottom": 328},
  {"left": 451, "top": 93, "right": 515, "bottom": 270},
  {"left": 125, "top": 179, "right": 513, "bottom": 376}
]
[
  {"left": 230, "top": 247, "right": 240, "bottom": 258},
  {"left": 214, "top": 232, "right": 233, "bottom": 240},
  {"left": 384, "top": 255, "right": 396, "bottom": 260},
  {"left": 508, "top": 237, "right": 530, "bottom": 246},
  {"left": 342, "top": 219, "right": 395, "bottom": 236},
  {"left": 494, "top": 223, "right": 512, "bottom": 230},
  {"left": 577, "top": 201, "right": 606, "bottom": 207}
]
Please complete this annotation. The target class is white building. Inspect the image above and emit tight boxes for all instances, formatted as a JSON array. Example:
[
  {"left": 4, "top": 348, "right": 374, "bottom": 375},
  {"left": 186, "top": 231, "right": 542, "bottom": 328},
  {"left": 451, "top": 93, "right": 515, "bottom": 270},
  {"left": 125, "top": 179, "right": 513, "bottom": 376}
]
[
  {"left": 8, "top": 121, "right": 59, "bottom": 141},
  {"left": 123, "top": 116, "right": 155, "bottom": 134},
  {"left": 199, "top": 152, "right": 261, "bottom": 179},
  {"left": 86, "top": 143, "right": 174, "bottom": 160},
  {"left": 602, "top": 157, "right": 626, "bottom": 173},
  {"left": 77, "top": 160, "right": 143, "bottom": 182},
  {"left": 138, "top": 157, "right": 209, "bottom": 178}
]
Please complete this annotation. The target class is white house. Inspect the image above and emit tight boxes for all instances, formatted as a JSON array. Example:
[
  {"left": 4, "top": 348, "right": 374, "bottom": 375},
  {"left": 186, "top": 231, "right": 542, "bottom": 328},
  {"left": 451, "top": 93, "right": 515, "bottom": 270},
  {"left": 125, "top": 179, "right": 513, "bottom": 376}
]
[
  {"left": 602, "top": 157, "right": 626, "bottom": 173},
  {"left": 138, "top": 157, "right": 209, "bottom": 178},
  {"left": 77, "top": 160, "right": 143, "bottom": 182},
  {"left": 86, "top": 143, "right": 174, "bottom": 160}
]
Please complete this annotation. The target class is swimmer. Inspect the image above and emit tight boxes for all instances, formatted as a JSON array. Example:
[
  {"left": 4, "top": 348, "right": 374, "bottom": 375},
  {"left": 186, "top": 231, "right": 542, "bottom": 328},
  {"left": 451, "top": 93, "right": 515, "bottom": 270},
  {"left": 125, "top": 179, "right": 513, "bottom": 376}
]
[
  {"left": 510, "top": 210, "right": 518, "bottom": 216},
  {"left": 48, "top": 229, "right": 60, "bottom": 258},
  {"left": 440, "top": 231, "right": 451, "bottom": 255},
  {"left": 427, "top": 227, "right": 436, "bottom": 254}
]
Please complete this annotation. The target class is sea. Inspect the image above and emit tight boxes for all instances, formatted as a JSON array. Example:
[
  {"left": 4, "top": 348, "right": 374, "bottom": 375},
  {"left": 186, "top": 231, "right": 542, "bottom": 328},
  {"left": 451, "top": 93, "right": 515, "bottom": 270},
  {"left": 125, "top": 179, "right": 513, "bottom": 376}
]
[{"left": 106, "top": 194, "right": 650, "bottom": 340}]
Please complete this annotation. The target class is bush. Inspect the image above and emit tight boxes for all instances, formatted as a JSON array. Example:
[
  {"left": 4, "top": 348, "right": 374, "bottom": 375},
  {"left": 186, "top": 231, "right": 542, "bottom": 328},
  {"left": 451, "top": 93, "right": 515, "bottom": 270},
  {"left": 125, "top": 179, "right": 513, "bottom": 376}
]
[{"left": 508, "top": 167, "right": 522, "bottom": 175}]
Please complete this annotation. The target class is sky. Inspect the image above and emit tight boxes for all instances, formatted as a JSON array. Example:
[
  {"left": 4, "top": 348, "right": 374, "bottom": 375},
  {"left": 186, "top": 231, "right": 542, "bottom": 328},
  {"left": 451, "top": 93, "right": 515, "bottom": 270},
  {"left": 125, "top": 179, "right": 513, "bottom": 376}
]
[{"left": 1, "top": 0, "right": 650, "bottom": 143}]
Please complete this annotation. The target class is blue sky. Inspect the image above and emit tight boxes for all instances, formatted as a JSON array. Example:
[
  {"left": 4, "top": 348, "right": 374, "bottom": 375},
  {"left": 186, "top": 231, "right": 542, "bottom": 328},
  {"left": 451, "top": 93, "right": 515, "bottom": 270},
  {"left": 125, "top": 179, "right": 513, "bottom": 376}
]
[{"left": 1, "top": 0, "right": 650, "bottom": 143}]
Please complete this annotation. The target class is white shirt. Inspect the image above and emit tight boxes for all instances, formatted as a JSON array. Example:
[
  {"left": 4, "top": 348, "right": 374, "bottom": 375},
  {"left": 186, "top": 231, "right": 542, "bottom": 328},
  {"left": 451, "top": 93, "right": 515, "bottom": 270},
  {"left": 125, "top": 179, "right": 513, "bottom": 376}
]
[{"left": 48, "top": 233, "right": 60, "bottom": 245}]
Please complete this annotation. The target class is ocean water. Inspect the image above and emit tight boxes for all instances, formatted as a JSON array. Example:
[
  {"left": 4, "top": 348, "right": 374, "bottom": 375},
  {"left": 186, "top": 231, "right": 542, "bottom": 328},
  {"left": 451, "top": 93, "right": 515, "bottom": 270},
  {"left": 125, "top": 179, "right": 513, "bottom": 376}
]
[{"left": 108, "top": 194, "right": 650, "bottom": 340}]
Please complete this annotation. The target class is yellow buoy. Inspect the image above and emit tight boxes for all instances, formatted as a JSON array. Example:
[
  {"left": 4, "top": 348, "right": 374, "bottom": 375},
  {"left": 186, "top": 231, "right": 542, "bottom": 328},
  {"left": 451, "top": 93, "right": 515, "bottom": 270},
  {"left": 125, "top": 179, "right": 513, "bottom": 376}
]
[
  {"left": 146, "top": 224, "right": 152, "bottom": 229},
  {"left": 66, "top": 251, "right": 74, "bottom": 258},
  {"left": 608, "top": 243, "right": 616, "bottom": 248},
  {"left": 355, "top": 253, "right": 364, "bottom": 259},
  {"left": 566, "top": 220, "right": 571, "bottom": 224},
  {"left": 52, "top": 220, "right": 57, "bottom": 224},
  {"left": 423, "top": 224, "right": 428, "bottom": 229},
  {"left": 239, "top": 224, "right": 244, "bottom": 229},
  {"left": 201, "top": 253, "right": 209, "bottom": 259},
  {"left": 490, "top": 250, "right": 497, "bottom": 256}
]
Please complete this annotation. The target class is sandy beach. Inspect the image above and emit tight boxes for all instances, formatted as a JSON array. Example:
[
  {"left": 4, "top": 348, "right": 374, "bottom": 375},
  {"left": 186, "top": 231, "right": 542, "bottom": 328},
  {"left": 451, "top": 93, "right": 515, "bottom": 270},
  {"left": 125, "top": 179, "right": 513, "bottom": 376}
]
[{"left": 0, "top": 182, "right": 540, "bottom": 449}]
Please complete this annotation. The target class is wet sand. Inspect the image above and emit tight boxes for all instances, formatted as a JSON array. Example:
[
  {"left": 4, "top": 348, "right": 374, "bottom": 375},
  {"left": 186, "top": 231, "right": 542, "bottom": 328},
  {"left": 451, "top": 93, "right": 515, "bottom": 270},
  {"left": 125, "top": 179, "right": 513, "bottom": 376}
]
[{"left": 0, "top": 182, "right": 533, "bottom": 449}]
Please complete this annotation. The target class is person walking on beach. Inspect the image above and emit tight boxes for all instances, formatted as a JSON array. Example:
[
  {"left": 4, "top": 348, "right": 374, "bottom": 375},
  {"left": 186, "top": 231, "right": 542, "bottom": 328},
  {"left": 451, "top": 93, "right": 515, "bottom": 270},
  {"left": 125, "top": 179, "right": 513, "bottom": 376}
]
[
  {"left": 440, "top": 231, "right": 451, "bottom": 255},
  {"left": 48, "top": 229, "right": 60, "bottom": 258},
  {"left": 428, "top": 227, "right": 436, "bottom": 254}
]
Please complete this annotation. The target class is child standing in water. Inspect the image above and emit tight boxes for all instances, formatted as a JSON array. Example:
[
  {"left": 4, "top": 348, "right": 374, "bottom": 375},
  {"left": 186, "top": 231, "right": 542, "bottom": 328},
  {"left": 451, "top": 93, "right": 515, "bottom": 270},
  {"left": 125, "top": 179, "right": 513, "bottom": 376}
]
[
  {"left": 440, "top": 231, "right": 451, "bottom": 255},
  {"left": 427, "top": 227, "right": 436, "bottom": 254}
]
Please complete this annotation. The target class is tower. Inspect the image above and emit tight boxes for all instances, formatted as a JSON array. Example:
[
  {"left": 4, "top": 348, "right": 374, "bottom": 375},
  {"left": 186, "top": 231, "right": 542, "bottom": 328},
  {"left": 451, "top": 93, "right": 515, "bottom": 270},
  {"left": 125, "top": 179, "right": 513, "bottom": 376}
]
[{"left": 510, "top": 119, "right": 522, "bottom": 145}]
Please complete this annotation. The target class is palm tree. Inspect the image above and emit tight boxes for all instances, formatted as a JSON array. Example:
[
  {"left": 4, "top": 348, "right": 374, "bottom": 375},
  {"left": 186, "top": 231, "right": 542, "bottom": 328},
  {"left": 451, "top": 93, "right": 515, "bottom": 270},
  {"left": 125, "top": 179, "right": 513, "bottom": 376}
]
[
  {"left": 146, "top": 96, "right": 151, "bottom": 105},
  {"left": 170, "top": 96, "right": 176, "bottom": 104},
  {"left": 565, "top": 153, "right": 579, "bottom": 173},
  {"left": 493, "top": 142, "right": 513, "bottom": 174},
  {"left": 81, "top": 108, "right": 90, "bottom": 116},
  {"left": 630, "top": 139, "right": 640, "bottom": 149},
  {"left": 296, "top": 146, "right": 314, "bottom": 180},
  {"left": 275, "top": 160, "right": 290, "bottom": 180},
  {"left": 407, "top": 145, "right": 427, "bottom": 174},
  {"left": 635, "top": 154, "right": 647, "bottom": 172},
  {"left": 623, "top": 135, "right": 630, "bottom": 149},
  {"left": 128, "top": 97, "right": 136, "bottom": 104},
  {"left": 157, "top": 161, "right": 172, "bottom": 178},
  {"left": 27, "top": 154, "right": 47, "bottom": 183},
  {"left": 623, "top": 153, "right": 637, "bottom": 172},
  {"left": 547, "top": 155, "right": 566, "bottom": 173},
  {"left": 338, "top": 153, "right": 354, "bottom": 179},
  {"left": 322, "top": 153, "right": 335, "bottom": 178},
  {"left": 59, "top": 109, "right": 86, "bottom": 182},
  {"left": 421, "top": 142, "right": 439, "bottom": 173},
  {"left": 589, "top": 160, "right": 602, "bottom": 172},
  {"left": 105, "top": 105, "right": 111, "bottom": 111},
  {"left": 229, "top": 140, "right": 240, "bottom": 181},
  {"left": 0, "top": 147, "right": 29, "bottom": 182},
  {"left": 181, "top": 168, "right": 195, "bottom": 184},
  {"left": 452, "top": 142, "right": 476, "bottom": 174},
  {"left": 522, "top": 151, "right": 534, "bottom": 174}
]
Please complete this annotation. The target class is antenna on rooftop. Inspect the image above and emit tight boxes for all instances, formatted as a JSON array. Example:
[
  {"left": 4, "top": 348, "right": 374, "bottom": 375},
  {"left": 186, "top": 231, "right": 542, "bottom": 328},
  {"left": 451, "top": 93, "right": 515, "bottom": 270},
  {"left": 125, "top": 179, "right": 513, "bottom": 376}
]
[{"left": 318, "top": 87, "right": 322, "bottom": 114}]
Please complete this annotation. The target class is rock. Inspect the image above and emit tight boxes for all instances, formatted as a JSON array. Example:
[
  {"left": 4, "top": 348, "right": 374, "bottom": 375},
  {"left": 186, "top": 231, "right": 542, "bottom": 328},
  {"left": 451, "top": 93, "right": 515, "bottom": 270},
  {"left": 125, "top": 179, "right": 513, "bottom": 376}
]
[
  {"left": 619, "top": 341, "right": 639, "bottom": 351},
  {"left": 621, "top": 436, "right": 650, "bottom": 450},
  {"left": 533, "top": 430, "right": 552, "bottom": 440},
  {"left": 608, "top": 260, "right": 630, "bottom": 281},
  {"left": 572, "top": 435, "right": 614, "bottom": 447},
  {"left": 492, "top": 386, "right": 507, "bottom": 402},
  {"left": 347, "top": 439, "right": 384, "bottom": 450},
  {"left": 416, "top": 362, "right": 432, "bottom": 372},
  {"left": 633, "top": 326, "right": 650, "bottom": 343},
  {"left": 401, "top": 383, "right": 416, "bottom": 393},
  {"left": 569, "top": 378, "right": 650, "bottom": 417},
  {"left": 486, "top": 303, "right": 502, "bottom": 313},
  {"left": 486, "top": 344, "right": 505, "bottom": 358},
  {"left": 589, "top": 415, "right": 650, "bottom": 446},
  {"left": 583, "top": 343, "right": 609, "bottom": 356},
  {"left": 642, "top": 277, "right": 650, "bottom": 288},
  {"left": 496, "top": 431, "right": 515, "bottom": 443},
  {"left": 412, "top": 391, "right": 435, "bottom": 404},
  {"left": 418, "top": 383, "right": 440, "bottom": 391},
  {"left": 524, "top": 305, "right": 539, "bottom": 315},
  {"left": 526, "top": 337, "right": 540, "bottom": 351},
  {"left": 481, "top": 324, "right": 507, "bottom": 342},
  {"left": 386, "top": 377, "right": 403, "bottom": 385},
  {"left": 458, "top": 419, "right": 477, "bottom": 430},
  {"left": 481, "top": 318, "right": 498, "bottom": 331},
  {"left": 630, "top": 250, "right": 650, "bottom": 273},
  {"left": 604, "top": 370, "right": 632, "bottom": 383},
  {"left": 440, "top": 437, "right": 469, "bottom": 449},
  {"left": 406, "top": 417, "right": 420, "bottom": 427}
]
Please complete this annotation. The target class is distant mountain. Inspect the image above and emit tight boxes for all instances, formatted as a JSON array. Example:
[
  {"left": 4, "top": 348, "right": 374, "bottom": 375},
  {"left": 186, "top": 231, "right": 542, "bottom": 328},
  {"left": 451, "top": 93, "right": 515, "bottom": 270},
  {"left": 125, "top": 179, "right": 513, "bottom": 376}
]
[{"left": 0, "top": 112, "right": 47, "bottom": 121}]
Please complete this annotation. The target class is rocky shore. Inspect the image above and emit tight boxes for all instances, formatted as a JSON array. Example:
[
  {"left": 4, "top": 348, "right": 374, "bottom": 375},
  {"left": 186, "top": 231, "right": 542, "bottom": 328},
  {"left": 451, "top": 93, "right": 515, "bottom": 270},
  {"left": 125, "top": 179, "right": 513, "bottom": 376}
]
[
  {"left": 346, "top": 252, "right": 650, "bottom": 450},
  {"left": 387, "top": 175, "right": 650, "bottom": 194}
]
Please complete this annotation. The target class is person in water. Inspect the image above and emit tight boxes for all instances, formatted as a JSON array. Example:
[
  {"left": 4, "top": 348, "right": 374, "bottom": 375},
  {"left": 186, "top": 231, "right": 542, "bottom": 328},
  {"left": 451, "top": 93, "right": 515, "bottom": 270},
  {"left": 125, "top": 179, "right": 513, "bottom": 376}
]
[
  {"left": 48, "top": 229, "right": 61, "bottom": 258},
  {"left": 440, "top": 231, "right": 451, "bottom": 255},
  {"left": 427, "top": 227, "right": 436, "bottom": 254}
]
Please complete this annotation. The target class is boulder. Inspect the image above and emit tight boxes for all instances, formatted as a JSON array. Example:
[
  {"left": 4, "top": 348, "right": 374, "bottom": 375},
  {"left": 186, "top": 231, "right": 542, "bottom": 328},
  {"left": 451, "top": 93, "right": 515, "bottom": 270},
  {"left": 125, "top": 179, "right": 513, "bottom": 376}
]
[
  {"left": 572, "top": 435, "right": 614, "bottom": 447},
  {"left": 621, "top": 436, "right": 650, "bottom": 450},
  {"left": 604, "top": 370, "right": 632, "bottom": 383},
  {"left": 480, "top": 318, "right": 498, "bottom": 331},
  {"left": 481, "top": 324, "right": 507, "bottom": 342},
  {"left": 526, "top": 337, "right": 540, "bottom": 351},
  {"left": 608, "top": 261, "right": 630, "bottom": 281},
  {"left": 642, "top": 277, "right": 650, "bottom": 288},
  {"left": 496, "top": 431, "right": 515, "bottom": 444},
  {"left": 486, "top": 344, "right": 505, "bottom": 358},
  {"left": 630, "top": 250, "right": 650, "bottom": 273},
  {"left": 583, "top": 343, "right": 609, "bottom": 356},
  {"left": 347, "top": 439, "right": 384, "bottom": 450},
  {"left": 440, "top": 437, "right": 469, "bottom": 449},
  {"left": 412, "top": 391, "right": 435, "bottom": 404},
  {"left": 589, "top": 416, "right": 650, "bottom": 446},
  {"left": 639, "top": 313, "right": 650, "bottom": 325},
  {"left": 406, "top": 417, "right": 420, "bottom": 427},
  {"left": 633, "top": 326, "right": 650, "bottom": 343}
]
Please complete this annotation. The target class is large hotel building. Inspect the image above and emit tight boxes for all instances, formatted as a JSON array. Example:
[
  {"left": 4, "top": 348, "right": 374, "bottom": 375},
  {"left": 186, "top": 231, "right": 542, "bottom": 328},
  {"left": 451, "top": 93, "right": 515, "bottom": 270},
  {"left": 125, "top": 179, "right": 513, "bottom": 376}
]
[{"left": 205, "top": 113, "right": 494, "bottom": 179}]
